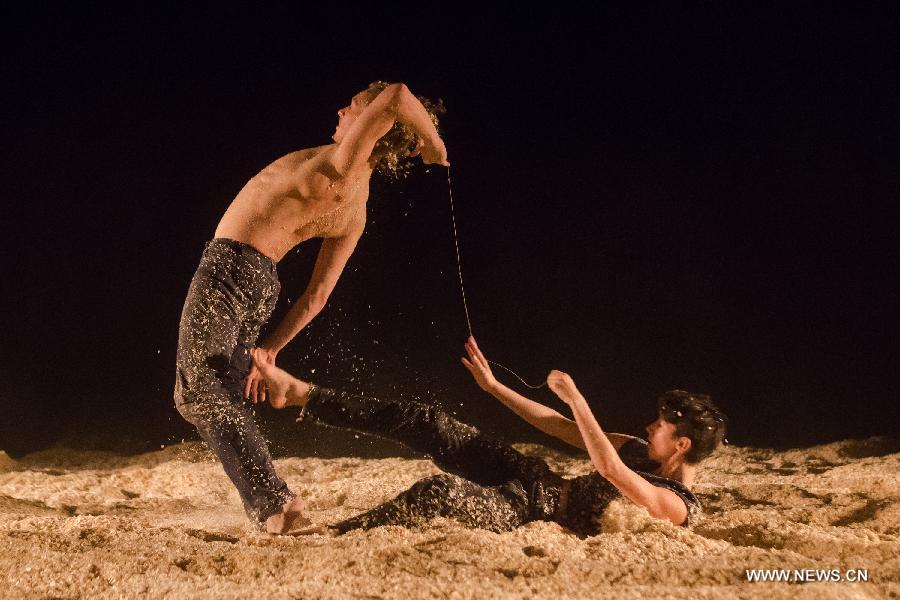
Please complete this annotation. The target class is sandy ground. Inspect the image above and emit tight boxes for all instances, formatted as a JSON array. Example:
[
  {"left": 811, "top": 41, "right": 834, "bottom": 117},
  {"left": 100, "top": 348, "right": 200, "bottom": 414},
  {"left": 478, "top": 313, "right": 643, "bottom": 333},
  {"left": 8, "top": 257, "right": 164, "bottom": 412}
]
[{"left": 1, "top": 436, "right": 898, "bottom": 599}]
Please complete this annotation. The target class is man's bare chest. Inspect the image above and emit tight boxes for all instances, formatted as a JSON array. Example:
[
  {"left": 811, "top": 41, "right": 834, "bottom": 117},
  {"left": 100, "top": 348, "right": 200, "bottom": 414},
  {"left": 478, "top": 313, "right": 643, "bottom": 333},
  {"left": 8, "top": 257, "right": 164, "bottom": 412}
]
[
  {"left": 292, "top": 196, "right": 364, "bottom": 240},
  {"left": 249, "top": 148, "right": 370, "bottom": 239}
]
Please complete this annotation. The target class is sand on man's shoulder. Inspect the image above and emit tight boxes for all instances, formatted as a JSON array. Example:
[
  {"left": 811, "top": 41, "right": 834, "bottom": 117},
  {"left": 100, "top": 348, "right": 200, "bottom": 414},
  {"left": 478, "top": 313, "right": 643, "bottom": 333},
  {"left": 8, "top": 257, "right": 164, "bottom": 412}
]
[{"left": 0, "top": 438, "right": 897, "bottom": 598}]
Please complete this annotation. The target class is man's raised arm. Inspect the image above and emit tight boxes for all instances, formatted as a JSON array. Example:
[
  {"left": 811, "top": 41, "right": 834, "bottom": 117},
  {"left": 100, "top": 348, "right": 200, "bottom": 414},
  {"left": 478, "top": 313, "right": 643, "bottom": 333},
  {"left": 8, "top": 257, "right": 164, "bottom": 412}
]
[
  {"left": 331, "top": 83, "right": 448, "bottom": 175},
  {"left": 245, "top": 208, "right": 366, "bottom": 403}
]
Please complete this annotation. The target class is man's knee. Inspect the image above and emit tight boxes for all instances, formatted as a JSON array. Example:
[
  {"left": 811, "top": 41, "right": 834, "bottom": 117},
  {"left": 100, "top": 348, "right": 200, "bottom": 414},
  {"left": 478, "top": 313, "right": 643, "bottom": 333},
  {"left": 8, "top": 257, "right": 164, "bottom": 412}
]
[{"left": 176, "top": 399, "right": 241, "bottom": 435}]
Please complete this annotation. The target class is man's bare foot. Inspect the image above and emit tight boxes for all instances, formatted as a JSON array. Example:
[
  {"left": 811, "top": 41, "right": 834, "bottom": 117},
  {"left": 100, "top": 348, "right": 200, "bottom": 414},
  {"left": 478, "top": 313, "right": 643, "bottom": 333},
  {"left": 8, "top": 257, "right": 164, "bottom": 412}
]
[
  {"left": 251, "top": 349, "right": 311, "bottom": 409},
  {"left": 265, "top": 497, "right": 317, "bottom": 535}
]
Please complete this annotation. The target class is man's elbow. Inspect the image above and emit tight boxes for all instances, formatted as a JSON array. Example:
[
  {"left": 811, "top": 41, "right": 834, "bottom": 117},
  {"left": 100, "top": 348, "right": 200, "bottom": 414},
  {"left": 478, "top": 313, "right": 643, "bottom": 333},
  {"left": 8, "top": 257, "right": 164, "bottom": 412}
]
[
  {"left": 385, "top": 82, "right": 408, "bottom": 97},
  {"left": 379, "top": 83, "right": 408, "bottom": 113}
]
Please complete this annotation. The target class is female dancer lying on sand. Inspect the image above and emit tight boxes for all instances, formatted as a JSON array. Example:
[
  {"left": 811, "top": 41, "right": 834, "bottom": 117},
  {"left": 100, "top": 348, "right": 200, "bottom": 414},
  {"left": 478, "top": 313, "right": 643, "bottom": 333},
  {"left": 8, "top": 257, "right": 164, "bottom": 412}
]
[{"left": 252, "top": 337, "right": 727, "bottom": 535}]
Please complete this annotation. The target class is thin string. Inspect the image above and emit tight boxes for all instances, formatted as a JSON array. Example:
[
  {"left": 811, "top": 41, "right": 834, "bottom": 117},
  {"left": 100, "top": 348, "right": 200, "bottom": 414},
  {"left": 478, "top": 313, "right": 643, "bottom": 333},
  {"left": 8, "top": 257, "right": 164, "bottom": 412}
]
[
  {"left": 447, "top": 166, "right": 473, "bottom": 337},
  {"left": 446, "top": 166, "right": 546, "bottom": 389},
  {"left": 487, "top": 361, "right": 547, "bottom": 390}
]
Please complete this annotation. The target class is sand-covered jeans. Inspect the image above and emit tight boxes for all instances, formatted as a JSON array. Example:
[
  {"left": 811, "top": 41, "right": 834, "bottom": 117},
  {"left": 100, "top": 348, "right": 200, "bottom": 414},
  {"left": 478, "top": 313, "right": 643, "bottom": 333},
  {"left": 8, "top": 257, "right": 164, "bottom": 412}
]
[{"left": 174, "top": 238, "right": 293, "bottom": 523}]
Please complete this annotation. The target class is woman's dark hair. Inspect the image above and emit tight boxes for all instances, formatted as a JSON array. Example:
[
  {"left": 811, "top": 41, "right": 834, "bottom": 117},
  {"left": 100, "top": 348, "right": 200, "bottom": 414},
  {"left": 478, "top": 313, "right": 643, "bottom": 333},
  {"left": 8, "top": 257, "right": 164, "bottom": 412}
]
[
  {"left": 657, "top": 390, "right": 727, "bottom": 464},
  {"left": 361, "top": 81, "right": 446, "bottom": 179}
]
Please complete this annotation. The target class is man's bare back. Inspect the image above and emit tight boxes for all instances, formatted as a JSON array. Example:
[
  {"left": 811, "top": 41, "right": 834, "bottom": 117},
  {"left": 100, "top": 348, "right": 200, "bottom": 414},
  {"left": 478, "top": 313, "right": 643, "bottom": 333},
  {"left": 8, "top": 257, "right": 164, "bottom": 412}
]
[{"left": 215, "top": 144, "right": 371, "bottom": 262}]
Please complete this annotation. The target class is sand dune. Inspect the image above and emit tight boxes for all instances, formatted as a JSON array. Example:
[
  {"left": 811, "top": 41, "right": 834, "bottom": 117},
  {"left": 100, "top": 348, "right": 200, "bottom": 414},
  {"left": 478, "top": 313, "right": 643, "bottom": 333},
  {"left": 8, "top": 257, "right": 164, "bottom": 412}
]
[{"left": 0, "top": 438, "right": 897, "bottom": 599}]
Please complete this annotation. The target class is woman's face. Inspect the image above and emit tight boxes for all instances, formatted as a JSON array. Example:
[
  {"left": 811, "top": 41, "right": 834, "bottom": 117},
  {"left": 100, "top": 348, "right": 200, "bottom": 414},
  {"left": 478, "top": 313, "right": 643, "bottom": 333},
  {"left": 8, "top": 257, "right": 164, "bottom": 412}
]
[{"left": 645, "top": 416, "right": 683, "bottom": 462}]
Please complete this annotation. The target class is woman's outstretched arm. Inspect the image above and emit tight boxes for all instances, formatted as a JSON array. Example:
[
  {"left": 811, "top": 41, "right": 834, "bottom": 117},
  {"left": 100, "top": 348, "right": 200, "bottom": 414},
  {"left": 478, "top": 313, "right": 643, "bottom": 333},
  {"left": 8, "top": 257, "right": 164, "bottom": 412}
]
[
  {"left": 461, "top": 337, "right": 636, "bottom": 451},
  {"left": 547, "top": 371, "right": 688, "bottom": 525}
]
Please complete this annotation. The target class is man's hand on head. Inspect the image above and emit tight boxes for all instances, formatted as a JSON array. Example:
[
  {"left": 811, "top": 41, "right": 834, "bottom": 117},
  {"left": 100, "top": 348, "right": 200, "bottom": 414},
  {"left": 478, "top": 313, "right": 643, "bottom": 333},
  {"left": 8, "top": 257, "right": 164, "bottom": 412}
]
[{"left": 420, "top": 138, "right": 449, "bottom": 166}]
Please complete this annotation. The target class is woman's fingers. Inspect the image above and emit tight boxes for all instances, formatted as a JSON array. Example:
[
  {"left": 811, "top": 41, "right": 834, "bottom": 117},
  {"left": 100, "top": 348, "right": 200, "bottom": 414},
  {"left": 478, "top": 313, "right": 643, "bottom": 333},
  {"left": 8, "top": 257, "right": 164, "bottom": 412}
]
[
  {"left": 463, "top": 353, "right": 484, "bottom": 375},
  {"left": 465, "top": 342, "right": 480, "bottom": 366},
  {"left": 468, "top": 347, "right": 487, "bottom": 372},
  {"left": 468, "top": 337, "right": 489, "bottom": 369},
  {"left": 476, "top": 349, "right": 489, "bottom": 370}
]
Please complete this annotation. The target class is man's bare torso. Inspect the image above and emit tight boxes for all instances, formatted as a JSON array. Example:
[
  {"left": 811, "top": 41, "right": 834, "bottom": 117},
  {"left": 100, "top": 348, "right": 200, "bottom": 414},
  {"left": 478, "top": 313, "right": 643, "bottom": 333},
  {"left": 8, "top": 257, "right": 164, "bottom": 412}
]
[{"left": 214, "top": 144, "right": 370, "bottom": 262}]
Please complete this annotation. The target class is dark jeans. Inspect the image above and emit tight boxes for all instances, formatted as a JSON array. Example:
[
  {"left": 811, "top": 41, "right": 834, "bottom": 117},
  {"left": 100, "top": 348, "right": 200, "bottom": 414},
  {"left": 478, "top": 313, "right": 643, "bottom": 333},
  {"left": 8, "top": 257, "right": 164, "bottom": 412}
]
[
  {"left": 174, "top": 238, "right": 292, "bottom": 523},
  {"left": 301, "top": 388, "right": 563, "bottom": 533}
]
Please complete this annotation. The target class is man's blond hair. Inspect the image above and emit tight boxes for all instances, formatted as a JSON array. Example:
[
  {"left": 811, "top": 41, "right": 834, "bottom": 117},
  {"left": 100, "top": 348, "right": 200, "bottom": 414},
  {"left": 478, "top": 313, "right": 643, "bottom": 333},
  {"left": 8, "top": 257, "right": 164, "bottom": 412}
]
[{"left": 362, "top": 81, "right": 446, "bottom": 179}]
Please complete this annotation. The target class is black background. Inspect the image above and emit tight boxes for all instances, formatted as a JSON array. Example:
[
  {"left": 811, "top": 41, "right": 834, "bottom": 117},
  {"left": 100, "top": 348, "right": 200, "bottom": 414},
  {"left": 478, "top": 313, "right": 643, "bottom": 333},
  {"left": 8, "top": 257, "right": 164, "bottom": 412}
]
[{"left": 2, "top": 5, "right": 898, "bottom": 457}]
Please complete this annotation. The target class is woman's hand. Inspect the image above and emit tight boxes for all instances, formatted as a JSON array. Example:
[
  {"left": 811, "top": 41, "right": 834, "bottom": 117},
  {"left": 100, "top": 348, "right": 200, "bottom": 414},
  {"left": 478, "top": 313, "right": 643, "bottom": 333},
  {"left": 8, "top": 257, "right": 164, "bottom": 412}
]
[
  {"left": 461, "top": 336, "right": 498, "bottom": 392},
  {"left": 547, "top": 370, "right": 580, "bottom": 406}
]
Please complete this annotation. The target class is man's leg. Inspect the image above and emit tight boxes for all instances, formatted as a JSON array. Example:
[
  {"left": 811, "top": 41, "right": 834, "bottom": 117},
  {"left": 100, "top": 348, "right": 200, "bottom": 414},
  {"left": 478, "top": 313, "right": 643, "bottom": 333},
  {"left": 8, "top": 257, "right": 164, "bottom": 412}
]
[
  {"left": 175, "top": 241, "right": 296, "bottom": 528},
  {"left": 229, "top": 263, "right": 309, "bottom": 533},
  {"left": 177, "top": 400, "right": 295, "bottom": 521}
]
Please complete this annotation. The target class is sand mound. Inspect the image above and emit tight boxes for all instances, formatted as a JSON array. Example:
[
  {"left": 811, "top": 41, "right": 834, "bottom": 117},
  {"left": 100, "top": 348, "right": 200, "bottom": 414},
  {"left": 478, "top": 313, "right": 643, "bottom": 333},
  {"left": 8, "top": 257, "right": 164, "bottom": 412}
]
[
  {"left": 0, "top": 438, "right": 897, "bottom": 598},
  {"left": 0, "top": 452, "right": 15, "bottom": 474}
]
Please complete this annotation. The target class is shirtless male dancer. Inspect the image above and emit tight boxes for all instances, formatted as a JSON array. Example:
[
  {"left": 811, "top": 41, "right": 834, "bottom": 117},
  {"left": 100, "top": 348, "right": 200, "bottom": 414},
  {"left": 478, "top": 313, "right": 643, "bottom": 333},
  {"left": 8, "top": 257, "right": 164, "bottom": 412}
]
[{"left": 174, "top": 82, "right": 448, "bottom": 534}]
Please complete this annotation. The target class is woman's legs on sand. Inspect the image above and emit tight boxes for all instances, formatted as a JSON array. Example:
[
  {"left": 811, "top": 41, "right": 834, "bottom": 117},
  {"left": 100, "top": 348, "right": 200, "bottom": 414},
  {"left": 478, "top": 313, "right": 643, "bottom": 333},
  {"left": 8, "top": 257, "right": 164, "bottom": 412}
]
[
  {"left": 254, "top": 354, "right": 550, "bottom": 485},
  {"left": 251, "top": 352, "right": 557, "bottom": 495},
  {"left": 250, "top": 353, "right": 531, "bottom": 533},
  {"left": 332, "top": 473, "right": 528, "bottom": 533}
]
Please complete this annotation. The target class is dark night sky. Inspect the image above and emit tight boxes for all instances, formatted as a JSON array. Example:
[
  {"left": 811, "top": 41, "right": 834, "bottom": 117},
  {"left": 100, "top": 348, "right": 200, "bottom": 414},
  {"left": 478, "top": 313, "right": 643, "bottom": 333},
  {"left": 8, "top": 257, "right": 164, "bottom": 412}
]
[{"left": 2, "top": 5, "right": 898, "bottom": 456}]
